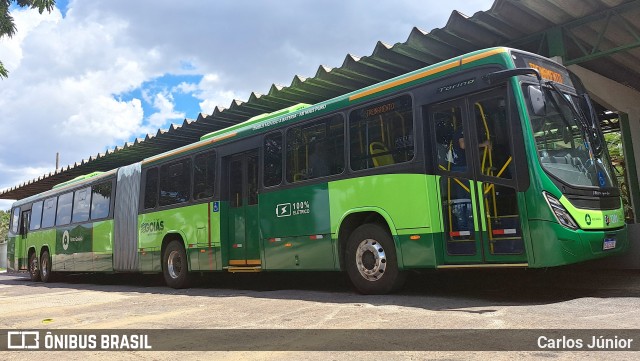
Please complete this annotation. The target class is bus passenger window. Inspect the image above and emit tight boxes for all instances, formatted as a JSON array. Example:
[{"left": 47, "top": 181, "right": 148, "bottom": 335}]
[
  {"left": 56, "top": 192, "right": 73, "bottom": 226},
  {"left": 286, "top": 114, "right": 344, "bottom": 182},
  {"left": 10, "top": 207, "right": 20, "bottom": 234},
  {"left": 91, "top": 181, "right": 112, "bottom": 220},
  {"left": 72, "top": 187, "right": 91, "bottom": 223},
  {"left": 144, "top": 168, "right": 159, "bottom": 209},
  {"left": 41, "top": 198, "right": 57, "bottom": 228},
  {"left": 30, "top": 201, "right": 43, "bottom": 231},
  {"left": 159, "top": 158, "right": 192, "bottom": 206},
  {"left": 193, "top": 151, "right": 216, "bottom": 200},
  {"left": 264, "top": 133, "right": 283, "bottom": 187},
  {"left": 349, "top": 95, "right": 414, "bottom": 171}
]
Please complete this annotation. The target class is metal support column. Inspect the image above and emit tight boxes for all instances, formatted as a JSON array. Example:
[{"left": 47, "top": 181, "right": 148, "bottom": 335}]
[{"left": 546, "top": 27, "right": 566, "bottom": 60}]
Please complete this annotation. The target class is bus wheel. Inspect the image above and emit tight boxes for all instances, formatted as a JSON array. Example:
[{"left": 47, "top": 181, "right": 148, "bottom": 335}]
[
  {"left": 40, "top": 250, "right": 53, "bottom": 283},
  {"left": 163, "top": 240, "right": 190, "bottom": 289},
  {"left": 345, "top": 224, "right": 406, "bottom": 294},
  {"left": 28, "top": 252, "right": 41, "bottom": 282}
]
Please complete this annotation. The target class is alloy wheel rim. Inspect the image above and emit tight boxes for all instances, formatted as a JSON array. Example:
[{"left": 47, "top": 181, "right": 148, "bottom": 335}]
[
  {"left": 355, "top": 238, "right": 387, "bottom": 281},
  {"left": 167, "top": 250, "right": 182, "bottom": 279}
]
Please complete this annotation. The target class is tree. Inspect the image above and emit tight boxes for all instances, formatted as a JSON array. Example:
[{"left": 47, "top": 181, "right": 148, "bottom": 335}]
[
  {"left": 0, "top": 210, "right": 9, "bottom": 243},
  {"left": 1, "top": 0, "right": 55, "bottom": 78}
]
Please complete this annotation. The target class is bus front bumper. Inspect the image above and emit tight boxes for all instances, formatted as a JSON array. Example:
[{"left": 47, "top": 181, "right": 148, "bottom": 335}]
[{"left": 527, "top": 220, "right": 628, "bottom": 268}]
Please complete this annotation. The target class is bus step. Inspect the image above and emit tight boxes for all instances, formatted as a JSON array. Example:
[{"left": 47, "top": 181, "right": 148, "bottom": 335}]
[
  {"left": 437, "top": 263, "right": 528, "bottom": 269},
  {"left": 226, "top": 266, "right": 262, "bottom": 273}
]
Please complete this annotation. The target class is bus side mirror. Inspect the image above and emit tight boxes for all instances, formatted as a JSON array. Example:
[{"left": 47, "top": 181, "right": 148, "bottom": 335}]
[
  {"left": 528, "top": 85, "right": 546, "bottom": 116},
  {"left": 483, "top": 67, "right": 546, "bottom": 116}
]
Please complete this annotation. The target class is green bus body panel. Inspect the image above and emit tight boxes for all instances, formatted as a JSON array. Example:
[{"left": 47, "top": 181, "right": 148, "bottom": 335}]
[
  {"left": 560, "top": 196, "right": 626, "bottom": 230},
  {"left": 139, "top": 202, "right": 222, "bottom": 272},
  {"left": 7, "top": 235, "right": 25, "bottom": 271},
  {"left": 7, "top": 236, "right": 17, "bottom": 271},
  {"left": 261, "top": 183, "right": 331, "bottom": 237},
  {"left": 92, "top": 220, "right": 114, "bottom": 271},
  {"left": 55, "top": 224, "right": 93, "bottom": 271},
  {"left": 329, "top": 174, "right": 442, "bottom": 268},
  {"left": 262, "top": 234, "right": 336, "bottom": 270},
  {"left": 24, "top": 230, "right": 54, "bottom": 270},
  {"left": 527, "top": 220, "right": 628, "bottom": 267},
  {"left": 259, "top": 183, "right": 335, "bottom": 270},
  {"left": 523, "top": 189, "right": 628, "bottom": 268},
  {"left": 329, "top": 174, "right": 438, "bottom": 232},
  {"left": 227, "top": 204, "right": 260, "bottom": 262},
  {"left": 9, "top": 220, "right": 115, "bottom": 273},
  {"left": 245, "top": 205, "right": 261, "bottom": 262},
  {"left": 228, "top": 207, "right": 245, "bottom": 261}
]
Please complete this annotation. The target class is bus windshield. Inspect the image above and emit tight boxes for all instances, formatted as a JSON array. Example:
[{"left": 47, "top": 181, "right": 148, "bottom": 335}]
[{"left": 527, "top": 84, "right": 617, "bottom": 189}]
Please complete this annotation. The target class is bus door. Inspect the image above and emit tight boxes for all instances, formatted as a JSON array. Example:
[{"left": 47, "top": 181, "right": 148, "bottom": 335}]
[
  {"left": 226, "top": 150, "right": 261, "bottom": 268},
  {"left": 20, "top": 209, "right": 31, "bottom": 266},
  {"left": 431, "top": 88, "right": 526, "bottom": 264}
]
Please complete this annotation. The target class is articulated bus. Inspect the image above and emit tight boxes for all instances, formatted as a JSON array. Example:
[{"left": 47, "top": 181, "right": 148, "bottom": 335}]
[{"left": 7, "top": 47, "right": 627, "bottom": 294}]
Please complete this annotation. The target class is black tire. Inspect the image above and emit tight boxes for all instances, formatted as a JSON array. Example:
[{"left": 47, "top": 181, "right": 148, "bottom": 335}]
[
  {"left": 28, "top": 251, "right": 41, "bottom": 282},
  {"left": 162, "top": 240, "right": 190, "bottom": 289},
  {"left": 345, "top": 223, "right": 406, "bottom": 294},
  {"left": 40, "top": 249, "right": 53, "bottom": 283}
]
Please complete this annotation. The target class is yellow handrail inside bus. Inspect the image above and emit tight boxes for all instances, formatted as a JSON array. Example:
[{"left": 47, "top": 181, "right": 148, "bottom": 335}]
[
  {"left": 475, "top": 102, "right": 493, "bottom": 176},
  {"left": 482, "top": 156, "right": 512, "bottom": 195},
  {"left": 475, "top": 102, "right": 499, "bottom": 227}
]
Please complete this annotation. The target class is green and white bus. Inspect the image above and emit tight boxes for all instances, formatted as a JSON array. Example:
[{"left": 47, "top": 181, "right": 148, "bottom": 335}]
[{"left": 7, "top": 47, "right": 628, "bottom": 294}]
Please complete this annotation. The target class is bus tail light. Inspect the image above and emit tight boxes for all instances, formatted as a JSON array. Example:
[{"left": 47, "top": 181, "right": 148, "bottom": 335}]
[{"left": 543, "top": 191, "right": 579, "bottom": 230}]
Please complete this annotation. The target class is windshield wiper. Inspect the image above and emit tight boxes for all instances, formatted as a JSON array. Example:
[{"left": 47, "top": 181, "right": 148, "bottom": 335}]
[
  {"left": 546, "top": 82, "right": 601, "bottom": 156},
  {"left": 577, "top": 93, "right": 604, "bottom": 157}
]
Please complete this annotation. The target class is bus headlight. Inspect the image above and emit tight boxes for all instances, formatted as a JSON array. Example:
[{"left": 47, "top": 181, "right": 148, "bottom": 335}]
[{"left": 543, "top": 192, "right": 579, "bottom": 230}]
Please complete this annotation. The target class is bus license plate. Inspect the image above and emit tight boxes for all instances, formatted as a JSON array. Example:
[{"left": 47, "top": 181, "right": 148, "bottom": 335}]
[{"left": 603, "top": 238, "right": 616, "bottom": 250}]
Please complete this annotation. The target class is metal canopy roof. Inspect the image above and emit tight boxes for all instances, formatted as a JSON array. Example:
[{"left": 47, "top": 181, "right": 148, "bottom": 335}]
[{"left": 3, "top": 0, "right": 640, "bottom": 200}]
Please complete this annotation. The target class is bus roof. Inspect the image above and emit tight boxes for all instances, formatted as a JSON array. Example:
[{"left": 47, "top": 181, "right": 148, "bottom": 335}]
[
  {"left": 199, "top": 103, "right": 310, "bottom": 141},
  {"left": 52, "top": 171, "right": 105, "bottom": 189}
]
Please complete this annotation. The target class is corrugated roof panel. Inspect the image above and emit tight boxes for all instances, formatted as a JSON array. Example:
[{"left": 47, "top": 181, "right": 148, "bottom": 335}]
[
  {"left": 520, "top": 0, "right": 581, "bottom": 23},
  {"left": 313, "top": 66, "right": 371, "bottom": 92},
  {"left": 444, "top": 11, "right": 505, "bottom": 48},
  {"left": 370, "top": 42, "right": 422, "bottom": 72},
  {"left": 404, "top": 27, "right": 458, "bottom": 60},
  {"left": 469, "top": 11, "right": 526, "bottom": 40},
  {"left": 429, "top": 28, "right": 478, "bottom": 54},
  {"left": 491, "top": 0, "right": 553, "bottom": 34}
]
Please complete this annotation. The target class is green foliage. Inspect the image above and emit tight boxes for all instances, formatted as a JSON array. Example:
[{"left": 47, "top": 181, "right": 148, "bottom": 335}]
[
  {"left": 605, "top": 129, "right": 635, "bottom": 222},
  {"left": 0, "top": 0, "right": 55, "bottom": 78},
  {"left": 605, "top": 132, "right": 622, "bottom": 159},
  {"left": 0, "top": 210, "right": 9, "bottom": 242}
]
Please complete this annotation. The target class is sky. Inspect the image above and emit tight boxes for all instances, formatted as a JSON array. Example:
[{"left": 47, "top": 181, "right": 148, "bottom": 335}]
[{"left": 0, "top": 0, "right": 495, "bottom": 210}]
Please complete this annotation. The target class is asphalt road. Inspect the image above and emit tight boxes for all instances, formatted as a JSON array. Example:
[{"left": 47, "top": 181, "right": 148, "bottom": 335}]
[{"left": 1, "top": 266, "right": 639, "bottom": 360}]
